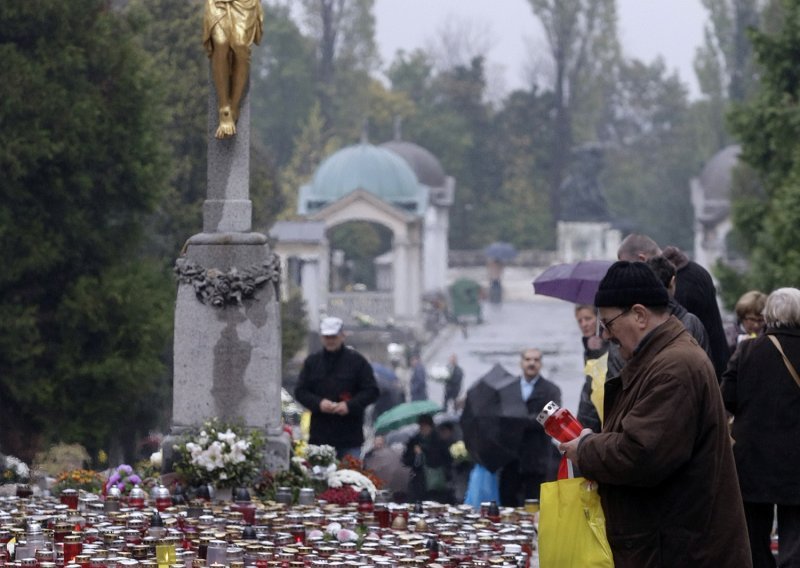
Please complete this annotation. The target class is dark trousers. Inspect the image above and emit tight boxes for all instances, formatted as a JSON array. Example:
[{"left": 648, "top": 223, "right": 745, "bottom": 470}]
[
  {"left": 745, "top": 502, "right": 800, "bottom": 568},
  {"left": 499, "top": 461, "right": 544, "bottom": 507}
]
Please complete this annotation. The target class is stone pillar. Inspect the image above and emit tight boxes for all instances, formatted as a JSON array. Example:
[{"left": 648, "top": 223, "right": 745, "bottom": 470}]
[
  {"left": 164, "top": 77, "right": 290, "bottom": 472},
  {"left": 300, "top": 257, "right": 321, "bottom": 332},
  {"left": 393, "top": 238, "right": 410, "bottom": 319}
]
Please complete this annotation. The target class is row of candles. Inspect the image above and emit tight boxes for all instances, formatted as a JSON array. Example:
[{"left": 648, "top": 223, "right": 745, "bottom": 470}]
[{"left": 0, "top": 484, "right": 536, "bottom": 568}]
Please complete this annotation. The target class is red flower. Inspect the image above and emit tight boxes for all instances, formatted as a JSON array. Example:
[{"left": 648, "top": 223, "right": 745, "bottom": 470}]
[{"left": 317, "top": 485, "right": 360, "bottom": 505}]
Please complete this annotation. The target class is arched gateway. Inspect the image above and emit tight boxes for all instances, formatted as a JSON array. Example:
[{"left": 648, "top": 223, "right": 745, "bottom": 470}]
[{"left": 270, "top": 142, "right": 454, "bottom": 333}]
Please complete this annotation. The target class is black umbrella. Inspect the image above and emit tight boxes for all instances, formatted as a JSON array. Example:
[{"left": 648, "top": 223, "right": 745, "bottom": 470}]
[{"left": 459, "top": 363, "right": 530, "bottom": 473}]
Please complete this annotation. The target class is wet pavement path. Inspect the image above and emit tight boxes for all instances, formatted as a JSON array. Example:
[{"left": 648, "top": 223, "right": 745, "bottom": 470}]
[{"left": 423, "top": 297, "right": 586, "bottom": 415}]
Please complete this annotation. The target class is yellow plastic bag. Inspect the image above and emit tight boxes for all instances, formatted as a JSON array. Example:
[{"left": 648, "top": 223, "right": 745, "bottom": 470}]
[{"left": 538, "top": 476, "right": 614, "bottom": 567}]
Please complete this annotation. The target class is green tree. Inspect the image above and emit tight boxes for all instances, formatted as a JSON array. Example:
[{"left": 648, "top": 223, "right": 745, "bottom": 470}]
[
  {"left": 694, "top": 0, "right": 763, "bottom": 149},
  {"left": 125, "top": 0, "right": 208, "bottom": 259},
  {"left": 0, "top": 0, "right": 172, "bottom": 460},
  {"left": 251, "top": 3, "right": 317, "bottom": 169},
  {"left": 726, "top": 0, "right": 800, "bottom": 292},
  {"left": 527, "top": 0, "right": 621, "bottom": 225},
  {"left": 492, "top": 89, "right": 557, "bottom": 248},
  {"left": 299, "top": 0, "right": 379, "bottom": 139},
  {"left": 602, "top": 58, "right": 702, "bottom": 251}
]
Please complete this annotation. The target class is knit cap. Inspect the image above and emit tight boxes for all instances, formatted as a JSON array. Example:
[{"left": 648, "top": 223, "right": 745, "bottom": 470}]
[{"left": 594, "top": 261, "right": 669, "bottom": 307}]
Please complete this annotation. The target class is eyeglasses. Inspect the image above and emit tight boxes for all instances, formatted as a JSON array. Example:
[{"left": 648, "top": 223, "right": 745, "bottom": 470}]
[
  {"left": 743, "top": 315, "right": 764, "bottom": 324},
  {"left": 599, "top": 307, "right": 631, "bottom": 334}
]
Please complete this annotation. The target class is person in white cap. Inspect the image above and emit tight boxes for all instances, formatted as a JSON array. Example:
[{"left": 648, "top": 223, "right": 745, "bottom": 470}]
[{"left": 294, "top": 316, "right": 379, "bottom": 459}]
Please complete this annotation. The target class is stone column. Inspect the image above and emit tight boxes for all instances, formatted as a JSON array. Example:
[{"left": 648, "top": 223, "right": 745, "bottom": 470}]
[{"left": 164, "top": 77, "right": 290, "bottom": 472}]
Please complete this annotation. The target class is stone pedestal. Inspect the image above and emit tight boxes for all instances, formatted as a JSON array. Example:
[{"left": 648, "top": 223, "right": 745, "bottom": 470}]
[{"left": 163, "top": 74, "right": 290, "bottom": 472}]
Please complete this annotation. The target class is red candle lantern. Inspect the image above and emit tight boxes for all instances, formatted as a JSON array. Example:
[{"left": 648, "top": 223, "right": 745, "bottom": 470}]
[{"left": 536, "top": 401, "right": 584, "bottom": 443}]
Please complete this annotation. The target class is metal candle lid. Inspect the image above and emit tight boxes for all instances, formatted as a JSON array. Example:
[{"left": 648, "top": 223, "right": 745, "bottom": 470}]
[
  {"left": 536, "top": 400, "right": 560, "bottom": 426},
  {"left": 151, "top": 484, "right": 170, "bottom": 500}
]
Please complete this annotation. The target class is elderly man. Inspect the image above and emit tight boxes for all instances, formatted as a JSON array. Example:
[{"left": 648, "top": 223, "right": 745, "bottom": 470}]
[
  {"left": 560, "top": 261, "right": 750, "bottom": 567},
  {"left": 295, "top": 317, "right": 379, "bottom": 459}
]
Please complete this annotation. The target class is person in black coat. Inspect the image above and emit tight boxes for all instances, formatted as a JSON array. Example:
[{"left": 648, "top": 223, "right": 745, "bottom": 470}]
[
  {"left": 402, "top": 414, "right": 454, "bottom": 503},
  {"left": 618, "top": 234, "right": 729, "bottom": 380},
  {"left": 498, "top": 348, "right": 562, "bottom": 506},
  {"left": 295, "top": 317, "right": 379, "bottom": 459},
  {"left": 662, "top": 245, "right": 729, "bottom": 379},
  {"left": 722, "top": 287, "right": 800, "bottom": 568},
  {"left": 443, "top": 353, "right": 464, "bottom": 412}
]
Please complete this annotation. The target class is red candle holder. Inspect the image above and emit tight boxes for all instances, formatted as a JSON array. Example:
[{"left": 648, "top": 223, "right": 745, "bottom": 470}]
[
  {"left": 536, "top": 401, "right": 584, "bottom": 443},
  {"left": 60, "top": 489, "right": 79, "bottom": 510}
]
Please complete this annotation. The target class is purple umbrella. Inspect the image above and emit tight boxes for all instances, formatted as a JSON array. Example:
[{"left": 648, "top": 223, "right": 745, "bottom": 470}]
[{"left": 532, "top": 260, "right": 614, "bottom": 305}]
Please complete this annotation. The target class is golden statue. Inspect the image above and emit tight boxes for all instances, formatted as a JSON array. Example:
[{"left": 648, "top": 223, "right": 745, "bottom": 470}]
[{"left": 203, "top": 0, "right": 264, "bottom": 139}]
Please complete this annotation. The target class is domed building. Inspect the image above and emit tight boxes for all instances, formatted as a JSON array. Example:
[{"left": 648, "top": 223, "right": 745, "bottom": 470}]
[
  {"left": 271, "top": 140, "right": 454, "bottom": 332},
  {"left": 381, "top": 140, "right": 455, "bottom": 294},
  {"left": 690, "top": 145, "right": 741, "bottom": 270}
]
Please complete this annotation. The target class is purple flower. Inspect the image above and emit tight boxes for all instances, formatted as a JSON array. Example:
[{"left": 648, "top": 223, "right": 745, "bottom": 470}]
[
  {"left": 118, "top": 464, "right": 133, "bottom": 475},
  {"left": 128, "top": 474, "right": 141, "bottom": 485}
]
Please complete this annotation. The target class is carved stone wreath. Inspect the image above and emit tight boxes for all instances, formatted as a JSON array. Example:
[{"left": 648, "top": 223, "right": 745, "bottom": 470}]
[{"left": 174, "top": 254, "right": 281, "bottom": 307}]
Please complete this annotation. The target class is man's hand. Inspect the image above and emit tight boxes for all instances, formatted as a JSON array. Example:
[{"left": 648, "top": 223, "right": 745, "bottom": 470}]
[
  {"left": 320, "top": 399, "right": 337, "bottom": 413},
  {"left": 333, "top": 401, "right": 349, "bottom": 415},
  {"left": 558, "top": 428, "right": 594, "bottom": 464}
]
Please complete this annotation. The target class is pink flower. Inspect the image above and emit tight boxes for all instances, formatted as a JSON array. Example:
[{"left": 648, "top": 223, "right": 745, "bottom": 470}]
[{"left": 336, "top": 529, "right": 358, "bottom": 543}]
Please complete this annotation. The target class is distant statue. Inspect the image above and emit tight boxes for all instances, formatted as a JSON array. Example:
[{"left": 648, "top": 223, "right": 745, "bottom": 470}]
[
  {"left": 203, "top": 0, "right": 264, "bottom": 139},
  {"left": 559, "top": 143, "right": 610, "bottom": 222}
]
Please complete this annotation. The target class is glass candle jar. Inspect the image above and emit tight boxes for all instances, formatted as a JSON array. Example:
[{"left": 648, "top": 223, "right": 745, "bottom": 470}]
[
  {"left": 128, "top": 486, "right": 146, "bottom": 510},
  {"left": 61, "top": 490, "right": 79, "bottom": 510},
  {"left": 535, "top": 401, "right": 583, "bottom": 443},
  {"left": 63, "top": 535, "right": 83, "bottom": 564}
]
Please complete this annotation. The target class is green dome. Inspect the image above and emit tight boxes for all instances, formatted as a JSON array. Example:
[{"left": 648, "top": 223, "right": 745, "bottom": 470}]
[{"left": 298, "top": 144, "right": 427, "bottom": 215}]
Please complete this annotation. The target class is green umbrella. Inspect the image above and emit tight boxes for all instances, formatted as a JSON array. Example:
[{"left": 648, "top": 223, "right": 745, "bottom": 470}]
[{"left": 373, "top": 400, "right": 443, "bottom": 434}]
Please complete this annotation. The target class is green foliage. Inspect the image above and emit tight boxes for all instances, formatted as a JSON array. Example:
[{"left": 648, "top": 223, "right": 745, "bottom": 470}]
[
  {"left": 252, "top": 3, "right": 317, "bottom": 168},
  {"left": 125, "top": 0, "right": 207, "bottom": 258},
  {"left": 602, "top": 58, "right": 701, "bottom": 251},
  {"left": 727, "top": 0, "right": 800, "bottom": 293},
  {"left": 0, "top": 0, "right": 171, "bottom": 460},
  {"left": 329, "top": 221, "right": 392, "bottom": 288},
  {"left": 281, "top": 291, "right": 309, "bottom": 370},
  {"left": 527, "top": 0, "right": 621, "bottom": 224}
]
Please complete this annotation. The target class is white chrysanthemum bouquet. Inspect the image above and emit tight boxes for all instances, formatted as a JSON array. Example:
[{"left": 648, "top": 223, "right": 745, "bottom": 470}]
[
  {"left": 173, "top": 419, "right": 264, "bottom": 489},
  {"left": 1, "top": 455, "right": 30, "bottom": 483}
]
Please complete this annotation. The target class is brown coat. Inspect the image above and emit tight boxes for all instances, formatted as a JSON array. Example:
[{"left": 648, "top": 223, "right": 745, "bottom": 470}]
[{"left": 577, "top": 317, "right": 751, "bottom": 567}]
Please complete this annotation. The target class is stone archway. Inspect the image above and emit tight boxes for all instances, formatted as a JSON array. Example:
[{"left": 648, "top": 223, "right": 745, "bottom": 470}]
[{"left": 310, "top": 189, "right": 424, "bottom": 327}]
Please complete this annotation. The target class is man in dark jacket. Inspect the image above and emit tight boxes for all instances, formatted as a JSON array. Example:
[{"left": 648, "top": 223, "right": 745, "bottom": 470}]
[
  {"left": 443, "top": 353, "right": 464, "bottom": 412},
  {"left": 645, "top": 255, "right": 711, "bottom": 357},
  {"left": 295, "top": 317, "right": 379, "bottom": 459},
  {"left": 560, "top": 261, "right": 751, "bottom": 567},
  {"left": 618, "top": 233, "right": 730, "bottom": 380},
  {"left": 498, "top": 348, "right": 562, "bottom": 506}
]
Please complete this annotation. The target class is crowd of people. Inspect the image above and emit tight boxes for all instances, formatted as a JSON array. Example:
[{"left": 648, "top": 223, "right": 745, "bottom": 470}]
[{"left": 293, "top": 232, "right": 800, "bottom": 568}]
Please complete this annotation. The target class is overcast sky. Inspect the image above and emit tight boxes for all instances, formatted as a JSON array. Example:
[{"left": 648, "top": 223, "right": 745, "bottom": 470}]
[{"left": 374, "top": 0, "right": 707, "bottom": 99}]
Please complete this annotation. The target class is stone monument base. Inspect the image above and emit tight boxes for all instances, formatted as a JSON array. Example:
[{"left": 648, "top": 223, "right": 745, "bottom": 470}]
[{"left": 166, "top": 231, "right": 290, "bottom": 474}]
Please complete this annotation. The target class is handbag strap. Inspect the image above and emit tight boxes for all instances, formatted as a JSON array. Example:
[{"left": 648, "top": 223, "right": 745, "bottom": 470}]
[{"left": 768, "top": 335, "right": 800, "bottom": 388}]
